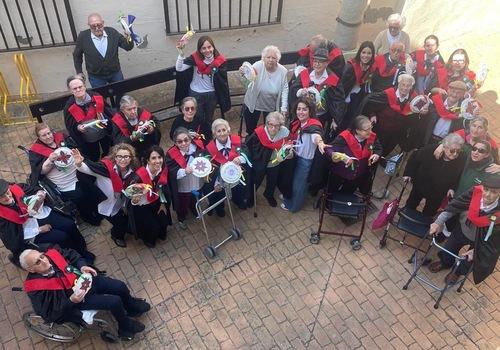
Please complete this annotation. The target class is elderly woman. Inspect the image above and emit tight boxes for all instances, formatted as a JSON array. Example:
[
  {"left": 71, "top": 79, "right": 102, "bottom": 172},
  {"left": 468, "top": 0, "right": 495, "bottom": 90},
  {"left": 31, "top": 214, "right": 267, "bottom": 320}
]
[
  {"left": 111, "top": 95, "right": 162, "bottom": 159},
  {"left": 325, "top": 115, "right": 382, "bottom": 195},
  {"left": 403, "top": 133, "right": 466, "bottom": 216},
  {"left": 63, "top": 75, "right": 114, "bottom": 161},
  {"left": 289, "top": 40, "right": 346, "bottom": 134},
  {"left": 340, "top": 41, "right": 376, "bottom": 129},
  {"left": 29, "top": 123, "right": 103, "bottom": 226},
  {"left": 169, "top": 97, "right": 212, "bottom": 145},
  {"left": 166, "top": 127, "right": 206, "bottom": 229},
  {"left": 245, "top": 112, "right": 290, "bottom": 207},
  {"left": 360, "top": 73, "right": 420, "bottom": 156},
  {"left": 128, "top": 146, "right": 172, "bottom": 248},
  {"left": 410, "top": 35, "right": 445, "bottom": 94},
  {"left": 175, "top": 36, "right": 231, "bottom": 123},
  {"left": 427, "top": 48, "right": 477, "bottom": 96},
  {"left": 204, "top": 119, "right": 249, "bottom": 217},
  {"left": 73, "top": 143, "right": 140, "bottom": 248},
  {"left": 280, "top": 97, "right": 326, "bottom": 212},
  {"left": 240, "top": 45, "right": 289, "bottom": 135},
  {"left": 373, "top": 13, "right": 411, "bottom": 55}
]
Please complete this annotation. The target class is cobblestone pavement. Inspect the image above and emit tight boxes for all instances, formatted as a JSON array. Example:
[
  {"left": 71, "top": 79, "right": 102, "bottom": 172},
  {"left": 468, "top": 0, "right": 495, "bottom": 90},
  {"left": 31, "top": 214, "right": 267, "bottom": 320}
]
[{"left": 0, "top": 94, "right": 499, "bottom": 350}]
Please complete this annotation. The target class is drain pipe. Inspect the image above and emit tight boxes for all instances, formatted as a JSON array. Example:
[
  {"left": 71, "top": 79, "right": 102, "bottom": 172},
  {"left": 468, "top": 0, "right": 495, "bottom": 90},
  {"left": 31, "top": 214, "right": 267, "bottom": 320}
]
[{"left": 334, "top": 0, "right": 371, "bottom": 51}]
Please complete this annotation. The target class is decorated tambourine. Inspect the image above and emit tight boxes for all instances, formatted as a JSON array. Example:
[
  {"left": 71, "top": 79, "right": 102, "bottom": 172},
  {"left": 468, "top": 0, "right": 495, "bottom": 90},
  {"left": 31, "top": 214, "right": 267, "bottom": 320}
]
[
  {"left": 410, "top": 95, "right": 430, "bottom": 113},
  {"left": 25, "top": 195, "right": 44, "bottom": 217},
  {"left": 124, "top": 183, "right": 152, "bottom": 198},
  {"left": 404, "top": 54, "right": 415, "bottom": 75},
  {"left": 82, "top": 119, "right": 108, "bottom": 129},
  {"left": 459, "top": 97, "right": 482, "bottom": 120},
  {"left": 53, "top": 147, "right": 74, "bottom": 168},
  {"left": 242, "top": 61, "right": 257, "bottom": 81},
  {"left": 276, "top": 144, "right": 297, "bottom": 163},
  {"left": 476, "top": 63, "right": 489, "bottom": 84},
  {"left": 72, "top": 272, "right": 93, "bottom": 295},
  {"left": 191, "top": 157, "right": 212, "bottom": 178},
  {"left": 306, "top": 87, "right": 321, "bottom": 106},
  {"left": 220, "top": 162, "right": 243, "bottom": 187},
  {"left": 294, "top": 65, "right": 306, "bottom": 78},
  {"left": 177, "top": 25, "right": 195, "bottom": 55}
]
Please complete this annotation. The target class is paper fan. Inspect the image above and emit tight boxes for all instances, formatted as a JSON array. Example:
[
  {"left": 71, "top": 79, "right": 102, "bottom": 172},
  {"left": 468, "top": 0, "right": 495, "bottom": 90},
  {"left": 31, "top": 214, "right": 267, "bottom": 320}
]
[
  {"left": 476, "top": 63, "right": 489, "bottom": 84},
  {"left": 405, "top": 54, "right": 414, "bottom": 75},
  {"left": 306, "top": 87, "right": 321, "bottom": 105},
  {"left": 459, "top": 97, "right": 482, "bottom": 120},
  {"left": 191, "top": 157, "right": 212, "bottom": 178},
  {"left": 410, "top": 95, "right": 430, "bottom": 113},
  {"left": 124, "top": 183, "right": 151, "bottom": 198},
  {"left": 72, "top": 273, "right": 93, "bottom": 295},
  {"left": 26, "top": 195, "right": 44, "bottom": 217},
  {"left": 53, "top": 147, "right": 74, "bottom": 168},
  {"left": 242, "top": 62, "right": 257, "bottom": 81}
]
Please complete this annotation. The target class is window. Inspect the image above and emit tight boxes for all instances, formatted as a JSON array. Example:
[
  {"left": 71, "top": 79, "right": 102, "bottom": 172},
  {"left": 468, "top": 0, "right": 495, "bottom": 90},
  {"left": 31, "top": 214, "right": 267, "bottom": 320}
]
[
  {"left": 0, "top": 0, "right": 77, "bottom": 52},
  {"left": 164, "top": 0, "right": 283, "bottom": 35}
]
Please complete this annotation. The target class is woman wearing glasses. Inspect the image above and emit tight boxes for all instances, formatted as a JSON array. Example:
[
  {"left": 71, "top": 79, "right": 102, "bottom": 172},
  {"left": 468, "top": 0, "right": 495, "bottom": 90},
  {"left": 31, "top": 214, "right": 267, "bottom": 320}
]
[
  {"left": 73, "top": 143, "right": 140, "bottom": 247},
  {"left": 169, "top": 97, "right": 212, "bottom": 146},
  {"left": 373, "top": 13, "right": 411, "bottom": 55},
  {"left": 128, "top": 146, "right": 172, "bottom": 248},
  {"left": 245, "top": 112, "right": 290, "bottom": 207},
  {"left": 166, "top": 127, "right": 206, "bottom": 230}
]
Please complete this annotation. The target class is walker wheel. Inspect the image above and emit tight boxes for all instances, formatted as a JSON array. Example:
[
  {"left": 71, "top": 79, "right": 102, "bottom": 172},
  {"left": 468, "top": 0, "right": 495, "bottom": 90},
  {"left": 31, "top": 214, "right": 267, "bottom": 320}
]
[
  {"left": 310, "top": 233, "right": 320, "bottom": 244},
  {"left": 384, "top": 189, "right": 390, "bottom": 199},
  {"left": 434, "top": 304, "right": 439, "bottom": 309},
  {"left": 457, "top": 286, "right": 462, "bottom": 293},
  {"left": 230, "top": 228, "right": 242, "bottom": 240},
  {"left": 100, "top": 331, "right": 118, "bottom": 343},
  {"left": 204, "top": 245, "right": 217, "bottom": 259},
  {"left": 379, "top": 239, "right": 387, "bottom": 248},
  {"left": 350, "top": 239, "right": 361, "bottom": 251},
  {"left": 402, "top": 285, "right": 408, "bottom": 290}
]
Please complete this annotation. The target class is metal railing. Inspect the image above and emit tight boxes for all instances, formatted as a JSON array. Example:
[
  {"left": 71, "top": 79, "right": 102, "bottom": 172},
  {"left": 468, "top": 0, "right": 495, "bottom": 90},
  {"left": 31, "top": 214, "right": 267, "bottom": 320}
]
[
  {"left": 0, "top": 0, "right": 77, "bottom": 52},
  {"left": 164, "top": 0, "right": 283, "bottom": 35}
]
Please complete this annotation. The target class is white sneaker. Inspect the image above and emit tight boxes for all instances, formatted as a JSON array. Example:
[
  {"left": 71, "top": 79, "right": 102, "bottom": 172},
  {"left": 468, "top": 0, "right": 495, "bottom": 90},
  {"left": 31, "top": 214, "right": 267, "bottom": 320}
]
[
  {"left": 279, "top": 194, "right": 284, "bottom": 201},
  {"left": 280, "top": 203, "right": 289, "bottom": 211},
  {"left": 179, "top": 221, "right": 187, "bottom": 230}
]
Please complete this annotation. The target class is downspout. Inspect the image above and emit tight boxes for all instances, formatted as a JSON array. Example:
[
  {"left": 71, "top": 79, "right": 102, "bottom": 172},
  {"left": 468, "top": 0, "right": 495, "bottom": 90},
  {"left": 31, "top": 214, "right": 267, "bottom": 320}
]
[{"left": 333, "top": 0, "right": 371, "bottom": 51}]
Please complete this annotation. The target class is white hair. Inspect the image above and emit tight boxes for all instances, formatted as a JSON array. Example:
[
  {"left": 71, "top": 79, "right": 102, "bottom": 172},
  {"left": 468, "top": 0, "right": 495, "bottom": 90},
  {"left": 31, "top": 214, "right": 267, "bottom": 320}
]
[
  {"left": 19, "top": 249, "right": 37, "bottom": 270},
  {"left": 261, "top": 45, "right": 281, "bottom": 62},
  {"left": 398, "top": 73, "right": 415, "bottom": 85},
  {"left": 387, "top": 13, "right": 406, "bottom": 29}
]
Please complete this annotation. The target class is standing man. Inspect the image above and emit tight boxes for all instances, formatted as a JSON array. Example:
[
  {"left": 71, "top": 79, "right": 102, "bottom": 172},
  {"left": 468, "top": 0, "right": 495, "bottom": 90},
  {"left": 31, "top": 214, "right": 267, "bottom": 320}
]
[{"left": 73, "top": 13, "right": 134, "bottom": 88}]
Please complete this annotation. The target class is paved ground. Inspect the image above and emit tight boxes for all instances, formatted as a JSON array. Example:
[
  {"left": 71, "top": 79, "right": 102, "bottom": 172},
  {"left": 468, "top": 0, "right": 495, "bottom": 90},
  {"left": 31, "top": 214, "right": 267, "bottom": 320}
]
[{"left": 0, "top": 93, "right": 500, "bottom": 350}]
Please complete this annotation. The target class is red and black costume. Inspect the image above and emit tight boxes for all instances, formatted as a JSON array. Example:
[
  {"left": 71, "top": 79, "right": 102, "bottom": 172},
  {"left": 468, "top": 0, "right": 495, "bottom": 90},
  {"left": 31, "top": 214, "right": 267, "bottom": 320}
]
[
  {"left": 410, "top": 49, "right": 444, "bottom": 93},
  {"left": 169, "top": 114, "right": 212, "bottom": 146},
  {"left": 369, "top": 53, "right": 406, "bottom": 93},
  {"left": 426, "top": 66, "right": 476, "bottom": 94},
  {"left": 296, "top": 40, "right": 345, "bottom": 78},
  {"left": 423, "top": 93, "right": 463, "bottom": 145}
]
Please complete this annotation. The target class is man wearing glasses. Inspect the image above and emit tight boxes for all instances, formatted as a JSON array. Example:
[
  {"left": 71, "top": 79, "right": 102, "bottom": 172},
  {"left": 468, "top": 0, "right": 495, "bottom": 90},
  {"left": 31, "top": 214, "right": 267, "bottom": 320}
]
[
  {"left": 73, "top": 13, "right": 134, "bottom": 88},
  {"left": 369, "top": 41, "right": 407, "bottom": 92}
]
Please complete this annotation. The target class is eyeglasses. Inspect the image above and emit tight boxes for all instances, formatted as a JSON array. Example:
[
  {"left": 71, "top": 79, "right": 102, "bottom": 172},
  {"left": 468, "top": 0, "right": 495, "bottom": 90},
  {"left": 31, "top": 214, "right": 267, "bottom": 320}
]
[
  {"left": 89, "top": 24, "right": 103, "bottom": 30},
  {"left": 184, "top": 106, "right": 196, "bottom": 112},
  {"left": 452, "top": 59, "right": 465, "bottom": 64},
  {"left": 313, "top": 59, "right": 327, "bottom": 65},
  {"left": 176, "top": 138, "right": 191, "bottom": 145},
  {"left": 71, "top": 85, "right": 85, "bottom": 91},
  {"left": 446, "top": 148, "right": 461, "bottom": 155},
  {"left": 115, "top": 155, "right": 131, "bottom": 160},
  {"left": 39, "top": 131, "right": 53, "bottom": 138},
  {"left": 28, "top": 253, "right": 47, "bottom": 269},
  {"left": 390, "top": 48, "right": 403, "bottom": 53},
  {"left": 267, "top": 123, "right": 281, "bottom": 129},
  {"left": 389, "top": 26, "right": 400, "bottom": 31},
  {"left": 471, "top": 146, "right": 487, "bottom": 154},
  {"left": 360, "top": 127, "right": 372, "bottom": 132},
  {"left": 398, "top": 83, "right": 413, "bottom": 88}
]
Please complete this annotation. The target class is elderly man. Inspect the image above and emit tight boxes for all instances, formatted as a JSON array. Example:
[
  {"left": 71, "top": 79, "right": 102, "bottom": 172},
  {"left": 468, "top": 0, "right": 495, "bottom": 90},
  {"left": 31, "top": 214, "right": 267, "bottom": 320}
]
[
  {"left": 427, "top": 174, "right": 500, "bottom": 285},
  {"left": 0, "top": 179, "right": 94, "bottom": 266},
  {"left": 289, "top": 40, "right": 346, "bottom": 134},
  {"left": 361, "top": 73, "right": 420, "bottom": 156},
  {"left": 73, "top": 13, "right": 134, "bottom": 88},
  {"left": 373, "top": 13, "right": 411, "bottom": 55},
  {"left": 403, "top": 133, "right": 466, "bottom": 216},
  {"left": 20, "top": 247, "right": 150, "bottom": 340},
  {"left": 370, "top": 41, "right": 406, "bottom": 93},
  {"left": 111, "top": 95, "right": 162, "bottom": 159},
  {"left": 296, "top": 34, "right": 345, "bottom": 78}
]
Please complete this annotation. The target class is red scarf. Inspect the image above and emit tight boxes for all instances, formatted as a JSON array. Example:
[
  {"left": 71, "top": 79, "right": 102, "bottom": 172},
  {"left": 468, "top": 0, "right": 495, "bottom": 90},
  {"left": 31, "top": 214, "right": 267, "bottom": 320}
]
[
  {"left": 206, "top": 135, "right": 242, "bottom": 165},
  {"left": 134, "top": 166, "right": 168, "bottom": 203},
  {"left": 347, "top": 59, "right": 375, "bottom": 85},
  {"left": 254, "top": 125, "right": 285, "bottom": 150},
  {"left": 385, "top": 88, "right": 417, "bottom": 116},
  {"left": 297, "top": 45, "right": 342, "bottom": 67},
  {"left": 413, "top": 50, "right": 443, "bottom": 76},
  {"left": 67, "top": 95, "right": 105, "bottom": 123},
  {"left": 299, "top": 69, "right": 339, "bottom": 90},
  {"left": 112, "top": 110, "right": 152, "bottom": 137},
  {"left": 101, "top": 159, "right": 125, "bottom": 193},
  {"left": 0, "top": 184, "right": 29, "bottom": 224},
  {"left": 339, "top": 130, "right": 376, "bottom": 159},
  {"left": 192, "top": 54, "right": 226, "bottom": 75},
  {"left": 168, "top": 141, "right": 205, "bottom": 168},
  {"left": 24, "top": 249, "right": 78, "bottom": 292},
  {"left": 432, "top": 93, "right": 459, "bottom": 119},
  {"left": 467, "top": 186, "right": 500, "bottom": 227},
  {"left": 289, "top": 118, "right": 323, "bottom": 141},
  {"left": 29, "top": 133, "right": 66, "bottom": 158},
  {"left": 436, "top": 67, "right": 476, "bottom": 90},
  {"left": 374, "top": 54, "right": 405, "bottom": 77}
]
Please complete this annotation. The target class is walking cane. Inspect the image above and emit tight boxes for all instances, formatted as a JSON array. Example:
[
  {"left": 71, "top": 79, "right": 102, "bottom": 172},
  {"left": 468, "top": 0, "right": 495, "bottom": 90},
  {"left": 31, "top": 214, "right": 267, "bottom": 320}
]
[{"left": 253, "top": 183, "right": 257, "bottom": 218}]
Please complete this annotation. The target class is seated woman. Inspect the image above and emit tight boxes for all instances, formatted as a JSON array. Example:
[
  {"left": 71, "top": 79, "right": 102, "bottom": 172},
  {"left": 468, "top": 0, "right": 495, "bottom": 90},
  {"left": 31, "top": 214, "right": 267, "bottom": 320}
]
[
  {"left": 166, "top": 127, "right": 206, "bottom": 230},
  {"left": 280, "top": 97, "right": 326, "bottom": 213},
  {"left": 204, "top": 119, "right": 249, "bottom": 217},
  {"left": 111, "top": 95, "right": 162, "bottom": 159},
  {"left": 240, "top": 45, "right": 289, "bottom": 135},
  {"left": 245, "top": 112, "right": 290, "bottom": 207},
  {"left": 63, "top": 75, "right": 114, "bottom": 161},
  {"left": 128, "top": 146, "right": 172, "bottom": 248},
  {"left": 325, "top": 115, "right": 382, "bottom": 195},
  {"left": 73, "top": 144, "right": 140, "bottom": 248},
  {"left": 169, "top": 97, "right": 212, "bottom": 146},
  {"left": 29, "top": 123, "right": 103, "bottom": 226},
  {"left": 410, "top": 34, "right": 444, "bottom": 94}
]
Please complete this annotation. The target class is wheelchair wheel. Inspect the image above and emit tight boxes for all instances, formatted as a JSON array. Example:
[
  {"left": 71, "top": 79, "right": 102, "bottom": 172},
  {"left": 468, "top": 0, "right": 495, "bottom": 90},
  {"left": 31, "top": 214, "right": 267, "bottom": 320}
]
[
  {"left": 204, "top": 245, "right": 217, "bottom": 259},
  {"left": 23, "top": 311, "right": 82, "bottom": 343}
]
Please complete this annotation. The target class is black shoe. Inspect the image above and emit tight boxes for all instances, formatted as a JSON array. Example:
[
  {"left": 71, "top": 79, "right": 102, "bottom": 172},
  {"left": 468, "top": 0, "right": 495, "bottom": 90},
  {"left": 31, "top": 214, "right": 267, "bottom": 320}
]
[
  {"left": 112, "top": 236, "right": 127, "bottom": 248},
  {"left": 118, "top": 319, "right": 145, "bottom": 339},
  {"left": 82, "top": 214, "right": 102, "bottom": 227},
  {"left": 216, "top": 208, "right": 226, "bottom": 218},
  {"left": 8, "top": 253, "right": 21, "bottom": 268},
  {"left": 127, "top": 298, "right": 151, "bottom": 318},
  {"left": 235, "top": 201, "right": 247, "bottom": 210},
  {"left": 144, "top": 240, "right": 156, "bottom": 248},
  {"left": 265, "top": 196, "right": 277, "bottom": 207}
]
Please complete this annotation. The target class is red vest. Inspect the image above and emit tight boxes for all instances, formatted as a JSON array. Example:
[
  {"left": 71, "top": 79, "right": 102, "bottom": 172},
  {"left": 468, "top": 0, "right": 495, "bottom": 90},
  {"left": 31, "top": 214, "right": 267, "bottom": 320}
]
[
  {"left": 67, "top": 95, "right": 105, "bottom": 123},
  {"left": 385, "top": 88, "right": 417, "bottom": 116},
  {"left": 0, "top": 184, "right": 29, "bottom": 224},
  {"left": 24, "top": 249, "right": 78, "bottom": 292},
  {"left": 299, "top": 69, "right": 339, "bottom": 91},
  {"left": 373, "top": 54, "right": 405, "bottom": 78},
  {"left": 347, "top": 59, "right": 375, "bottom": 85},
  {"left": 254, "top": 125, "right": 285, "bottom": 150},
  {"left": 339, "top": 130, "right": 377, "bottom": 160},
  {"left": 29, "top": 133, "right": 66, "bottom": 158},
  {"left": 134, "top": 166, "right": 168, "bottom": 203},
  {"left": 289, "top": 118, "right": 323, "bottom": 141},
  {"left": 112, "top": 110, "right": 152, "bottom": 137},
  {"left": 206, "top": 135, "right": 242, "bottom": 165},
  {"left": 436, "top": 67, "right": 476, "bottom": 91},
  {"left": 467, "top": 186, "right": 500, "bottom": 227},
  {"left": 413, "top": 50, "right": 443, "bottom": 77},
  {"left": 101, "top": 159, "right": 125, "bottom": 193},
  {"left": 167, "top": 140, "right": 204, "bottom": 169},
  {"left": 192, "top": 54, "right": 226, "bottom": 75},
  {"left": 431, "top": 94, "right": 459, "bottom": 120}
]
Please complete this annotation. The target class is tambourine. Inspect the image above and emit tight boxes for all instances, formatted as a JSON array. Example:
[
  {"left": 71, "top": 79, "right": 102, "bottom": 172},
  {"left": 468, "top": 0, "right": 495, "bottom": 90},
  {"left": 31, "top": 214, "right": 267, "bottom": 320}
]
[
  {"left": 404, "top": 54, "right": 415, "bottom": 75},
  {"left": 276, "top": 144, "right": 295, "bottom": 163},
  {"left": 25, "top": 195, "right": 44, "bottom": 217},
  {"left": 53, "top": 147, "right": 74, "bottom": 168},
  {"left": 191, "top": 157, "right": 212, "bottom": 178},
  {"left": 220, "top": 162, "right": 243, "bottom": 187},
  {"left": 242, "top": 61, "right": 257, "bottom": 81},
  {"left": 410, "top": 95, "right": 430, "bottom": 113},
  {"left": 124, "top": 183, "right": 152, "bottom": 198},
  {"left": 306, "top": 87, "right": 321, "bottom": 106},
  {"left": 476, "top": 63, "right": 489, "bottom": 84},
  {"left": 459, "top": 97, "right": 482, "bottom": 120},
  {"left": 72, "top": 273, "right": 93, "bottom": 295}
]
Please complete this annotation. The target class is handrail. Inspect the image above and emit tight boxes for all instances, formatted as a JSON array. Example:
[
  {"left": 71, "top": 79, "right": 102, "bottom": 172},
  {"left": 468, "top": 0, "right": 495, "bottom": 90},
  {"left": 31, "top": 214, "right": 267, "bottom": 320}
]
[{"left": 29, "top": 51, "right": 300, "bottom": 122}]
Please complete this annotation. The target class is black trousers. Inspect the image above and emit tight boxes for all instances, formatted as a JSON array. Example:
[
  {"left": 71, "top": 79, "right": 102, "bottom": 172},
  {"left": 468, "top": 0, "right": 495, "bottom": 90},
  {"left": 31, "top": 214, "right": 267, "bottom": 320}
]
[
  {"left": 243, "top": 105, "right": 270, "bottom": 135},
  {"left": 405, "top": 186, "right": 443, "bottom": 217},
  {"left": 440, "top": 223, "right": 474, "bottom": 275}
]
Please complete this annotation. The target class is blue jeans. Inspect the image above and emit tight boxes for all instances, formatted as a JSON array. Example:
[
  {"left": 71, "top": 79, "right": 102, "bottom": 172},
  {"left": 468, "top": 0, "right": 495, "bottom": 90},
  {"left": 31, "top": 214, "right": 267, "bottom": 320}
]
[
  {"left": 189, "top": 89, "right": 217, "bottom": 124},
  {"left": 88, "top": 70, "right": 124, "bottom": 88},
  {"left": 283, "top": 156, "right": 313, "bottom": 213}
]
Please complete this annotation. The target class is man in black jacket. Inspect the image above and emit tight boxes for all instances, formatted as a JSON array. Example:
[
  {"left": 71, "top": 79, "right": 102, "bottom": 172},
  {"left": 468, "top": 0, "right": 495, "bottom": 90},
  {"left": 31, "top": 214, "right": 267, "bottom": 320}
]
[{"left": 73, "top": 13, "right": 134, "bottom": 87}]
